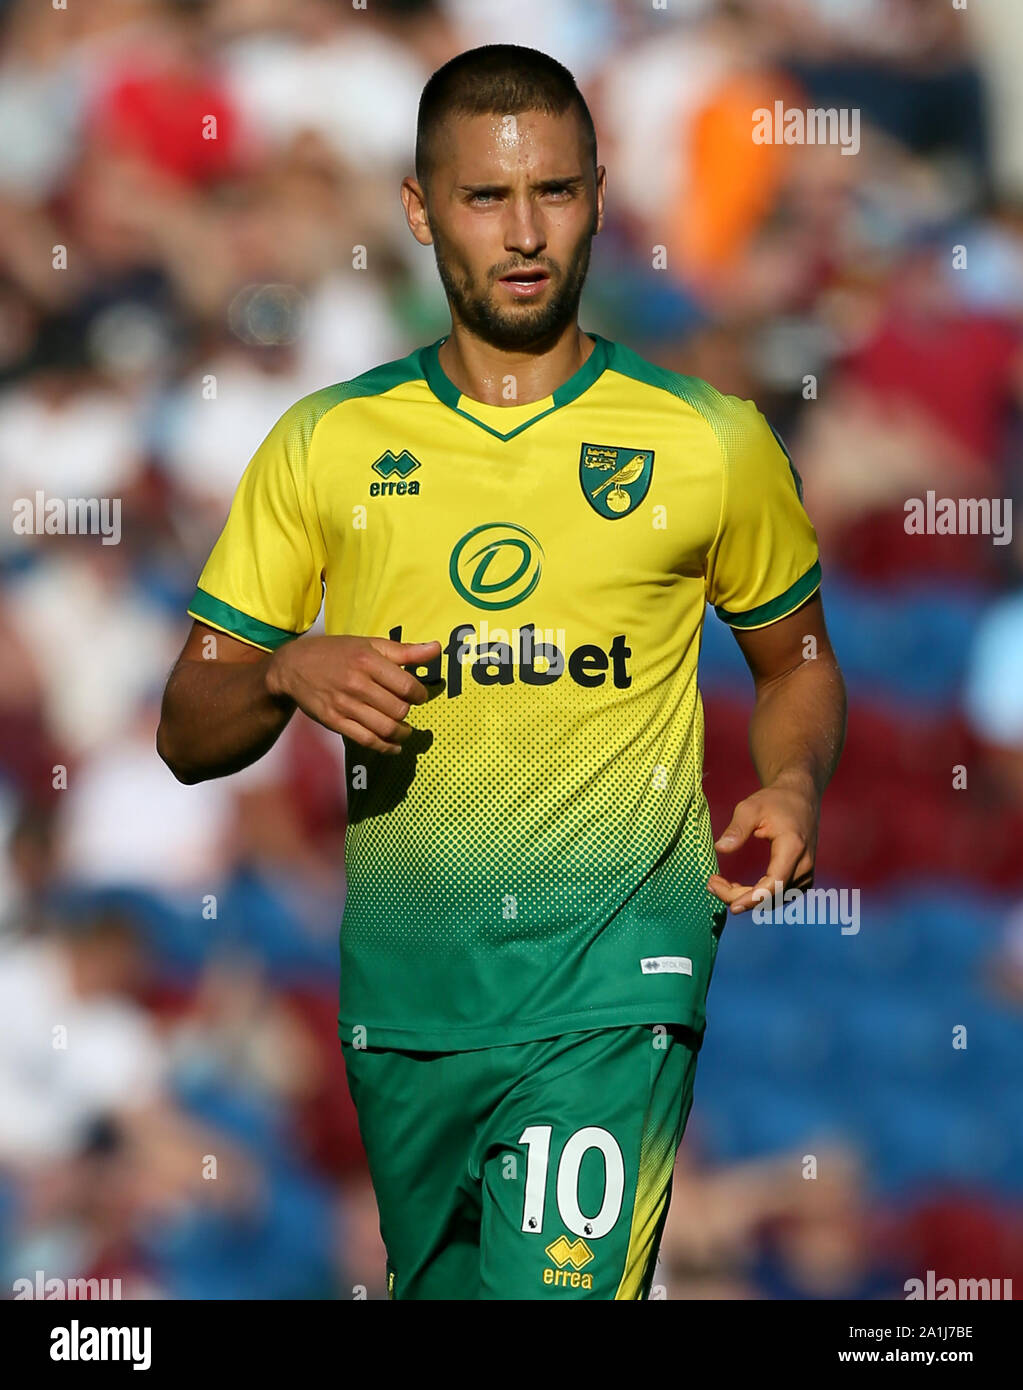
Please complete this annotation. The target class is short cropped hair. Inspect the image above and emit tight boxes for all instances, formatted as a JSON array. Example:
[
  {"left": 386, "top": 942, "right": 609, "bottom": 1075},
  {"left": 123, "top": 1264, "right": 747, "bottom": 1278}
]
[{"left": 415, "top": 44, "right": 597, "bottom": 185}]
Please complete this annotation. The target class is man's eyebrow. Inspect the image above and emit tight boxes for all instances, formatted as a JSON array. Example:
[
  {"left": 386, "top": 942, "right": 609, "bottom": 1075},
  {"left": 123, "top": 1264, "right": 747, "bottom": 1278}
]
[{"left": 457, "top": 175, "right": 585, "bottom": 194}]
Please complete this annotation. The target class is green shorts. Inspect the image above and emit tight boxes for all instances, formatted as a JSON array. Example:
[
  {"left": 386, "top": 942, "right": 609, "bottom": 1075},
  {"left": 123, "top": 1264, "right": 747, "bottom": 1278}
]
[{"left": 341, "top": 1022, "right": 702, "bottom": 1300}]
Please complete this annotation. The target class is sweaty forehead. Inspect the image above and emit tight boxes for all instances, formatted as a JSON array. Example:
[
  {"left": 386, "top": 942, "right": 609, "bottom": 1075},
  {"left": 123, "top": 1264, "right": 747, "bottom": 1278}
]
[{"left": 434, "top": 109, "right": 588, "bottom": 180}]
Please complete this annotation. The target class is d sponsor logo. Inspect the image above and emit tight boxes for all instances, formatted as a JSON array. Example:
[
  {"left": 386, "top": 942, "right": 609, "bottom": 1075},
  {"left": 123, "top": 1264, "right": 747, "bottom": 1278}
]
[{"left": 449, "top": 522, "right": 543, "bottom": 611}]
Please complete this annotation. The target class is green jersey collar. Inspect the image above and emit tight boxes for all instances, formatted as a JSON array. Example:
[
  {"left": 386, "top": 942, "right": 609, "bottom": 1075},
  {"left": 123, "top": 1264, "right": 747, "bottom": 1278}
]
[{"left": 420, "top": 332, "right": 611, "bottom": 442}]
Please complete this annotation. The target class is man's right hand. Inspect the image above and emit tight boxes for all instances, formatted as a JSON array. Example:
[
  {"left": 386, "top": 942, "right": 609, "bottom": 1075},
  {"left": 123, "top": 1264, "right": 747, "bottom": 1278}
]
[{"left": 266, "top": 636, "right": 442, "bottom": 755}]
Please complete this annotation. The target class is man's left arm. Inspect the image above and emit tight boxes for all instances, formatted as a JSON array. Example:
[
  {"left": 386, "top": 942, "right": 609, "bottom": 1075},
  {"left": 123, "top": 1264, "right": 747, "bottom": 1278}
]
[{"left": 708, "top": 593, "right": 847, "bottom": 913}]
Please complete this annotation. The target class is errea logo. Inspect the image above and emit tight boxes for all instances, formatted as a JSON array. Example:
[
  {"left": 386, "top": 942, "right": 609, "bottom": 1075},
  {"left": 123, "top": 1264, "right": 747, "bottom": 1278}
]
[
  {"left": 543, "top": 1234, "right": 595, "bottom": 1290},
  {"left": 640, "top": 956, "right": 692, "bottom": 976},
  {"left": 370, "top": 450, "right": 421, "bottom": 497}
]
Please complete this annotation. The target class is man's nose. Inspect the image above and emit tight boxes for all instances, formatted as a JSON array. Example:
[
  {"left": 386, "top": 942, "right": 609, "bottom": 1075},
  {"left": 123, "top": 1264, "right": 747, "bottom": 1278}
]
[{"left": 504, "top": 195, "right": 547, "bottom": 258}]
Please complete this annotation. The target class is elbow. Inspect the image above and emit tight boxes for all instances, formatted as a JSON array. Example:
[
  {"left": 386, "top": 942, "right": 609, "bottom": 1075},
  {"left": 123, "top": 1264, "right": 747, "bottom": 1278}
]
[{"left": 156, "top": 722, "right": 202, "bottom": 785}]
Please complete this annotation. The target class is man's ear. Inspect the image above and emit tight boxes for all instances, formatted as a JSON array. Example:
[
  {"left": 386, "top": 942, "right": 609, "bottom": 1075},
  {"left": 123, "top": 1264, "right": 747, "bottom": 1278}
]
[{"left": 401, "top": 177, "right": 433, "bottom": 247}]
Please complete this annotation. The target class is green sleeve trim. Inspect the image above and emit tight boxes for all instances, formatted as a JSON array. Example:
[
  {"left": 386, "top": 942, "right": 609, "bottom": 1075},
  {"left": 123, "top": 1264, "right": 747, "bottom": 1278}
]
[
  {"left": 187, "top": 588, "right": 298, "bottom": 651},
  {"left": 715, "top": 559, "right": 822, "bottom": 629},
  {"left": 767, "top": 421, "right": 806, "bottom": 503}
]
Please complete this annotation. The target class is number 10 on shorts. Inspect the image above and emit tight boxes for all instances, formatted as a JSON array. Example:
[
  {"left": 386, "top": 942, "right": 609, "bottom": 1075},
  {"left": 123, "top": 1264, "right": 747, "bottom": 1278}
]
[{"left": 519, "top": 1125, "right": 626, "bottom": 1238}]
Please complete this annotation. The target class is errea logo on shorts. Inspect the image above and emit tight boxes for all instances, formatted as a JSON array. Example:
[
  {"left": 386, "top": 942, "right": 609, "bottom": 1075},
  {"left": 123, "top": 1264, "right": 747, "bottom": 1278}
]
[
  {"left": 543, "top": 1234, "right": 595, "bottom": 1290},
  {"left": 640, "top": 956, "right": 692, "bottom": 976}
]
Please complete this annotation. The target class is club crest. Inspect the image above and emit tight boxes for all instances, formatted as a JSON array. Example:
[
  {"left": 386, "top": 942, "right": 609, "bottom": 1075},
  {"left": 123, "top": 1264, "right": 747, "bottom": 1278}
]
[{"left": 579, "top": 443, "right": 654, "bottom": 519}]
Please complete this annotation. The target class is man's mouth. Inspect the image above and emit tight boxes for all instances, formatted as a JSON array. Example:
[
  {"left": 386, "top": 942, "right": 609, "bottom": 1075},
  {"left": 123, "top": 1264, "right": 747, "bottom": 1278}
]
[{"left": 498, "top": 267, "right": 551, "bottom": 298}]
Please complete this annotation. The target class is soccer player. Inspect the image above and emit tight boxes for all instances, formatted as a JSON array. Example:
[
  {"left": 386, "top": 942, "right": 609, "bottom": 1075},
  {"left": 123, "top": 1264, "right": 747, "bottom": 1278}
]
[{"left": 157, "top": 44, "right": 846, "bottom": 1300}]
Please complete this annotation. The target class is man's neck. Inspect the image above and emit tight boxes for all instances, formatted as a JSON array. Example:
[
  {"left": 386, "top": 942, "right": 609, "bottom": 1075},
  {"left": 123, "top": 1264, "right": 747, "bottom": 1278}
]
[{"left": 437, "top": 322, "right": 593, "bottom": 407}]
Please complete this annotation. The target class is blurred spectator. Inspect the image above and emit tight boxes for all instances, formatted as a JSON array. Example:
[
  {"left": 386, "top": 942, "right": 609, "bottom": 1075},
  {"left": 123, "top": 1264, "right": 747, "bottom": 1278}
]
[
  {"left": 0, "top": 911, "right": 163, "bottom": 1166},
  {"left": 84, "top": 1, "right": 247, "bottom": 189},
  {"left": 221, "top": 0, "right": 459, "bottom": 175},
  {"left": 54, "top": 694, "right": 233, "bottom": 894}
]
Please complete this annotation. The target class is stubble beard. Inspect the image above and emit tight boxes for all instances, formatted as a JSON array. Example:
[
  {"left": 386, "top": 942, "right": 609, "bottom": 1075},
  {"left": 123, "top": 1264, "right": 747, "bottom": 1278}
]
[{"left": 432, "top": 223, "right": 593, "bottom": 352}]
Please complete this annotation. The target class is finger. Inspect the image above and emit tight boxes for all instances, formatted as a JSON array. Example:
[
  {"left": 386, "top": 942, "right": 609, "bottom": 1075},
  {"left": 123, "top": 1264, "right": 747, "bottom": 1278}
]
[
  {"left": 371, "top": 637, "right": 442, "bottom": 672},
  {"left": 793, "top": 849, "right": 815, "bottom": 883},
  {"left": 730, "top": 871, "right": 815, "bottom": 916},
  {"left": 707, "top": 875, "right": 752, "bottom": 905},
  {"left": 726, "top": 834, "right": 805, "bottom": 913},
  {"left": 762, "top": 831, "right": 806, "bottom": 892},
  {"left": 788, "top": 864, "right": 815, "bottom": 893},
  {"left": 334, "top": 718, "right": 403, "bottom": 756},
  {"left": 707, "top": 874, "right": 745, "bottom": 895},
  {"left": 334, "top": 698, "right": 414, "bottom": 747},
  {"left": 371, "top": 637, "right": 442, "bottom": 660},
  {"left": 361, "top": 648, "right": 438, "bottom": 705},
  {"left": 714, "top": 799, "right": 762, "bottom": 854},
  {"left": 309, "top": 711, "right": 402, "bottom": 755},
  {"left": 344, "top": 671, "right": 419, "bottom": 727},
  {"left": 726, "top": 874, "right": 780, "bottom": 914}
]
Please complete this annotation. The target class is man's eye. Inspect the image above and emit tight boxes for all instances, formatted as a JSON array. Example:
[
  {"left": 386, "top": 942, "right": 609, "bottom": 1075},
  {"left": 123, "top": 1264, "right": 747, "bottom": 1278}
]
[
  {"left": 470, "top": 192, "right": 497, "bottom": 205},
  {"left": 544, "top": 186, "right": 572, "bottom": 198}
]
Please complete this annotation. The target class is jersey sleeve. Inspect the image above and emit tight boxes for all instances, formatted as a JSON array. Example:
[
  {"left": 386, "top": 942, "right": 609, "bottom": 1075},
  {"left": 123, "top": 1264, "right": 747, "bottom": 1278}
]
[
  {"left": 187, "top": 397, "right": 329, "bottom": 651},
  {"left": 704, "top": 399, "right": 821, "bottom": 629}
]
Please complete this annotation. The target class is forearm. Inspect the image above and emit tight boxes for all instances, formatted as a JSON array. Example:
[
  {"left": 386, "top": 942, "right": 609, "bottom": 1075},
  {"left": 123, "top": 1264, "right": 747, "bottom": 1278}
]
[
  {"left": 748, "top": 652, "right": 847, "bottom": 802},
  {"left": 157, "top": 656, "right": 294, "bottom": 784}
]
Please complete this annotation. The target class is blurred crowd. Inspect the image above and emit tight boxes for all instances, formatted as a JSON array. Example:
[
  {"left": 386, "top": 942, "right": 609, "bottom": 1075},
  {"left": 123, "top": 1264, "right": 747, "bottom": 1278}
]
[{"left": 1, "top": 0, "right": 1022, "bottom": 1299}]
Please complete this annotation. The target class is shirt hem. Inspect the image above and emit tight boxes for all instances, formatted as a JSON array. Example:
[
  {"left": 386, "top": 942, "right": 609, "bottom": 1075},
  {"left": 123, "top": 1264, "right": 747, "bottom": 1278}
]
[{"left": 336, "top": 999, "right": 708, "bottom": 1053}]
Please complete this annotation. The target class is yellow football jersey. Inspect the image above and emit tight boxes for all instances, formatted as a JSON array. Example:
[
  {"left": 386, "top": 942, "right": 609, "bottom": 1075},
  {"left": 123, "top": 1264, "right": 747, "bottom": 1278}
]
[{"left": 188, "top": 333, "right": 820, "bottom": 1049}]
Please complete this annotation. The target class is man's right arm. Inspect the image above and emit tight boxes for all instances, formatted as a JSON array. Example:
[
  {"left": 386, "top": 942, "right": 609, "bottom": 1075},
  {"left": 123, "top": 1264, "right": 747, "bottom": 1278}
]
[{"left": 157, "top": 621, "right": 441, "bottom": 785}]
